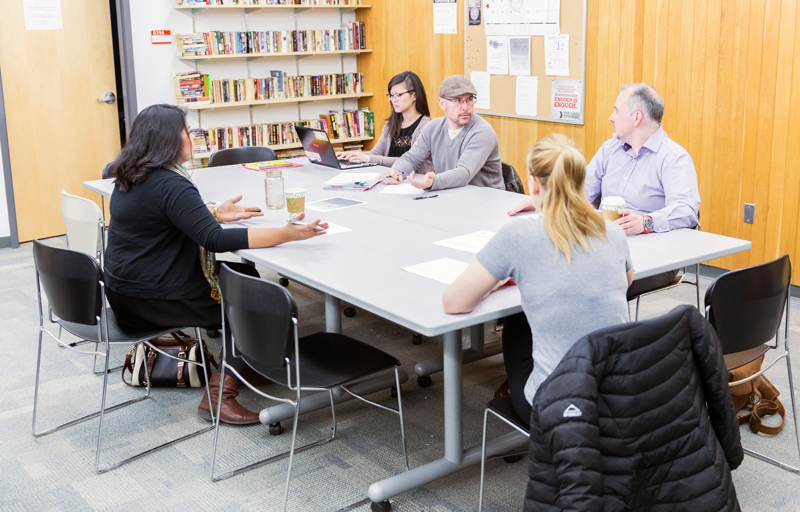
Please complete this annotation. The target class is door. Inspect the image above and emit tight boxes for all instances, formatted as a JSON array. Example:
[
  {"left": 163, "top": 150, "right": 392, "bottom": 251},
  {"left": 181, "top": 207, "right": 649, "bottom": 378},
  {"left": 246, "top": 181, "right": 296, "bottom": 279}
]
[{"left": 0, "top": 0, "right": 120, "bottom": 242}]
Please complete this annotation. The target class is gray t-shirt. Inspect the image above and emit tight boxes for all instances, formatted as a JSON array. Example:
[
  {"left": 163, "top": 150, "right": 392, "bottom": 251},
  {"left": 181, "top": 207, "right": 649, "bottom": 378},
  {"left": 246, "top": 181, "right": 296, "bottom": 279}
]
[{"left": 477, "top": 216, "right": 631, "bottom": 404}]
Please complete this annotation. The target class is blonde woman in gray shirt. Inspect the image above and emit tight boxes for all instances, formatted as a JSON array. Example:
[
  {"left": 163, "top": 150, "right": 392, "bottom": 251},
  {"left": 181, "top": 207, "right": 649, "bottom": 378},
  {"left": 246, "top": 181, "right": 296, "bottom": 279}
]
[
  {"left": 443, "top": 134, "right": 634, "bottom": 425},
  {"left": 338, "top": 71, "right": 432, "bottom": 174}
]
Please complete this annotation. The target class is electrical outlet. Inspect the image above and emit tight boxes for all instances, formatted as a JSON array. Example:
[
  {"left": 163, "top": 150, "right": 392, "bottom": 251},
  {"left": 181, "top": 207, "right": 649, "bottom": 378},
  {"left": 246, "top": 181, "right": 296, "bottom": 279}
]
[{"left": 744, "top": 203, "right": 755, "bottom": 224}]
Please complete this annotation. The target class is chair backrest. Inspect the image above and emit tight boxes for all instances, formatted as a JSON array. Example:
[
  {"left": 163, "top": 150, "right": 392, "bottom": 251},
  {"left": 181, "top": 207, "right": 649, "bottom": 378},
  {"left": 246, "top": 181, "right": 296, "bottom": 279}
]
[
  {"left": 219, "top": 263, "right": 298, "bottom": 367},
  {"left": 704, "top": 254, "right": 791, "bottom": 354},
  {"left": 32, "top": 240, "right": 104, "bottom": 326},
  {"left": 208, "top": 147, "right": 278, "bottom": 167},
  {"left": 102, "top": 162, "right": 115, "bottom": 179},
  {"left": 61, "top": 190, "right": 103, "bottom": 260},
  {"left": 501, "top": 161, "right": 525, "bottom": 195}
]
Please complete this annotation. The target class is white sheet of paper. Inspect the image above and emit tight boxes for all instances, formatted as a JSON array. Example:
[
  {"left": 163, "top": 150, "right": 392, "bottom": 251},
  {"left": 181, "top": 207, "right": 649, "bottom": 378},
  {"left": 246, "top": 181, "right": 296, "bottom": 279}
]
[
  {"left": 319, "top": 222, "right": 351, "bottom": 236},
  {"left": 433, "top": 2, "right": 458, "bottom": 35},
  {"left": 324, "top": 172, "right": 381, "bottom": 186},
  {"left": 379, "top": 182, "right": 424, "bottom": 195},
  {"left": 470, "top": 71, "right": 491, "bottom": 110},
  {"left": 486, "top": 36, "right": 509, "bottom": 75},
  {"left": 305, "top": 197, "right": 367, "bottom": 213},
  {"left": 508, "top": 37, "right": 531, "bottom": 76},
  {"left": 515, "top": 76, "right": 538, "bottom": 116},
  {"left": 24, "top": 0, "right": 63, "bottom": 30},
  {"left": 402, "top": 258, "right": 470, "bottom": 285},
  {"left": 433, "top": 231, "right": 496, "bottom": 254},
  {"left": 544, "top": 34, "right": 569, "bottom": 76}
]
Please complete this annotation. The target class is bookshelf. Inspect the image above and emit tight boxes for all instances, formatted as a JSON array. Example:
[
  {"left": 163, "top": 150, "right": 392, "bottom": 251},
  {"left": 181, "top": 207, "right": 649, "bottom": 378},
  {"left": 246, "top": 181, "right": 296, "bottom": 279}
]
[{"left": 175, "top": 1, "right": 373, "bottom": 164}]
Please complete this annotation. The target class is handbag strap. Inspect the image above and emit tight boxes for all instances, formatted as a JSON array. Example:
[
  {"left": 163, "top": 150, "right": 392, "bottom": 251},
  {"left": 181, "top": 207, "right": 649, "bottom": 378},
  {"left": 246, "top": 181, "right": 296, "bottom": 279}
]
[
  {"left": 749, "top": 398, "right": 786, "bottom": 435},
  {"left": 121, "top": 349, "right": 135, "bottom": 386}
]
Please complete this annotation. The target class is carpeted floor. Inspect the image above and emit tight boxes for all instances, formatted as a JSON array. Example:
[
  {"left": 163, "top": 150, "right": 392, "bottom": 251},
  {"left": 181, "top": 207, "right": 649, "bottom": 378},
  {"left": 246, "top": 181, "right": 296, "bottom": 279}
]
[{"left": 1, "top": 238, "right": 799, "bottom": 511}]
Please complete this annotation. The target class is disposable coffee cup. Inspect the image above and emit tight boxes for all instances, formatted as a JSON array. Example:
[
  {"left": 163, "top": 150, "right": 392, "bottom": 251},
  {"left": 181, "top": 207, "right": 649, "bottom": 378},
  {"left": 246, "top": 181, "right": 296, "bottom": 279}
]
[
  {"left": 601, "top": 196, "right": 625, "bottom": 221},
  {"left": 286, "top": 188, "right": 306, "bottom": 218}
]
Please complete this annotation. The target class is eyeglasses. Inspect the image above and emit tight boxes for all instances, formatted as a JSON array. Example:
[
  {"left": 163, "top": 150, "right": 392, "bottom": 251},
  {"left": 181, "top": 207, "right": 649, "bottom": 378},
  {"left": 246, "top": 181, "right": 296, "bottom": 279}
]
[
  {"left": 386, "top": 90, "right": 414, "bottom": 101},
  {"left": 444, "top": 96, "right": 477, "bottom": 106}
]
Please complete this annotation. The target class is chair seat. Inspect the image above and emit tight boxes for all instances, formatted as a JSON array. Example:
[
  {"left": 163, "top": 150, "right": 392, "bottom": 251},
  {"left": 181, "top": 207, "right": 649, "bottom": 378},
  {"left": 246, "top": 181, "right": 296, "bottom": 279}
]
[
  {"left": 59, "top": 307, "right": 181, "bottom": 345},
  {"left": 627, "top": 273, "right": 685, "bottom": 301},
  {"left": 487, "top": 395, "right": 529, "bottom": 433},
  {"left": 723, "top": 344, "right": 773, "bottom": 371},
  {"left": 243, "top": 332, "right": 400, "bottom": 389}
]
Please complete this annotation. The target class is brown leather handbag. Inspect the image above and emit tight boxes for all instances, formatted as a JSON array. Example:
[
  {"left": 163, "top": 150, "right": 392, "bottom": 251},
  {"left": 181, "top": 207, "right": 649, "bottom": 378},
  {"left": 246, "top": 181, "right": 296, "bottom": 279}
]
[
  {"left": 122, "top": 331, "right": 217, "bottom": 388},
  {"left": 728, "top": 354, "right": 785, "bottom": 435}
]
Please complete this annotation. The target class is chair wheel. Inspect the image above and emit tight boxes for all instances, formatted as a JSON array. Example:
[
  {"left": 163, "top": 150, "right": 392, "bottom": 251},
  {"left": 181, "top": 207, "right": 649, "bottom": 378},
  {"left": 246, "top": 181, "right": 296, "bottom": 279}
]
[
  {"left": 207, "top": 329, "right": 220, "bottom": 338},
  {"left": 391, "top": 386, "right": 398, "bottom": 398},
  {"left": 343, "top": 307, "right": 356, "bottom": 317},
  {"left": 279, "top": 277, "right": 290, "bottom": 287},
  {"left": 417, "top": 375, "right": 432, "bottom": 388},
  {"left": 371, "top": 501, "right": 391, "bottom": 512},
  {"left": 269, "top": 422, "right": 282, "bottom": 435},
  {"left": 503, "top": 453, "right": 524, "bottom": 463},
  {"left": 412, "top": 334, "right": 422, "bottom": 345}
]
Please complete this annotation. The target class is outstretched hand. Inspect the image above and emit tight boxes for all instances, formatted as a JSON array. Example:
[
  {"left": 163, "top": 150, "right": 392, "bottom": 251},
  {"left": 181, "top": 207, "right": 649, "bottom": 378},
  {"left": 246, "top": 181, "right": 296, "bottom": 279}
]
[
  {"left": 408, "top": 171, "right": 435, "bottom": 190},
  {"left": 216, "top": 196, "right": 264, "bottom": 223},
  {"left": 284, "top": 214, "right": 328, "bottom": 240},
  {"left": 507, "top": 198, "right": 535, "bottom": 216}
]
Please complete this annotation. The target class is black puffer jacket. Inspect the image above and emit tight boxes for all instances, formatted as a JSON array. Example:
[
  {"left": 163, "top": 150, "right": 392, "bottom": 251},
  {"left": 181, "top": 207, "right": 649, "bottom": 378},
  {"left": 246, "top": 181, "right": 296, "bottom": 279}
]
[{"left": 525, "top": 305, "right": 743, "bottom": 511}]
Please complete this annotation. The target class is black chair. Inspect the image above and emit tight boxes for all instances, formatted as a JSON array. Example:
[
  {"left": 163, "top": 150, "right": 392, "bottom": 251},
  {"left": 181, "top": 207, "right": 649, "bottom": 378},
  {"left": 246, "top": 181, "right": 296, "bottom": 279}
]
[
  {"left": 478, "top": 395, "right": 530, "bottom": 511},
  {"left": 210, "top": 264, "right": 409, "bottom": 511},
  {"left": 31, "top": 240, "right": 216, "bottom": 473},
  {"left": 502, "top": 161, "right": 525, "bottom": 195},
  {"left": 207, "top": 146, "right": 277, "bottom": 167},
  {"left": 705, "top": 254, "right": 800, "bottom": 473}
]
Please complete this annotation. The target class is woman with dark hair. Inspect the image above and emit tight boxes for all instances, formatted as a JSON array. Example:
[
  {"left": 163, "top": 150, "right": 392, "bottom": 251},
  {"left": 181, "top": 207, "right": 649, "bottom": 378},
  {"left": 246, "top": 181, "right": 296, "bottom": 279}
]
[
  {"left": 104, "top": 104, "right": 326, "bottom": 424},
  {"left": 338, "top": 71, "right": 433, "bottom": 173}
]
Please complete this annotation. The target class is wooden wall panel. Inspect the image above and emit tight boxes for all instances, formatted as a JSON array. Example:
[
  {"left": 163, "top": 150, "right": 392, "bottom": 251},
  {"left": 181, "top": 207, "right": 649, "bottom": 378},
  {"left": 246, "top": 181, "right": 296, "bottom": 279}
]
[{"left": 360, "top": 0, "right": 800, "bottom": 284}]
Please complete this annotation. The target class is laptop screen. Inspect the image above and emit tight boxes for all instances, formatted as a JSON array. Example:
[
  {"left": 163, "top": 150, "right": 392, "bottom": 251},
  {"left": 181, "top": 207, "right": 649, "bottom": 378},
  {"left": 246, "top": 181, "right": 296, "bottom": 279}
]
[{"left": 294, "top": 126, "right": 341, "bottom": 170}]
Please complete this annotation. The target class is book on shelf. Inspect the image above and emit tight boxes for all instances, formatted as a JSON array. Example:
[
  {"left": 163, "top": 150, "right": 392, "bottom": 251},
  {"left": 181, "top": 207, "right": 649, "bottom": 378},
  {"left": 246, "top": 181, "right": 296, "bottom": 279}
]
[
  {"left": 319, "top": 109, "right": 373, "bottom": 139},
  {"left": 174, "top": 71, "right": 211, "bottom": 104},
  {"left": 177, "top": 1, "right": 363, "bottom": 6}
]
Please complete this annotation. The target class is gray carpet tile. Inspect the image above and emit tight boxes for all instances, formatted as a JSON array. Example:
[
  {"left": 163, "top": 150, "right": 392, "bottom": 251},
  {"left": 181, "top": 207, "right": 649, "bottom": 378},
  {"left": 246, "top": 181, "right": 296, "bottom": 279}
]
[{"left": 2, "top": 238, "right": 800, "bottom": 511}]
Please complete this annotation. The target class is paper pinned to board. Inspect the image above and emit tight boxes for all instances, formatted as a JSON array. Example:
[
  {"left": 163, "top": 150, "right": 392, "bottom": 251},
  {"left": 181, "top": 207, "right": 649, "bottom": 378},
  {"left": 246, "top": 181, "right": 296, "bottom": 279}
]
[
  {"left": 508, "top": 37, "right": 531, "bottom": 76},
  {"left": 433, "top": 231, "right": 496, "bottom": 254},
  {"left": 402, "top": 258, "right": 470, "bottom": 285},
  {"left": 515, "top": 76, "right": 538, "bottom": 116},
  {"left": 486, "top": 36, "right": 509, "bottom": 75},
  {"left": 470, "top": 71, "right": 491, "bottom": 110},
  {"left": 544, "top": 33, "right": 569, "bottom": 76}
]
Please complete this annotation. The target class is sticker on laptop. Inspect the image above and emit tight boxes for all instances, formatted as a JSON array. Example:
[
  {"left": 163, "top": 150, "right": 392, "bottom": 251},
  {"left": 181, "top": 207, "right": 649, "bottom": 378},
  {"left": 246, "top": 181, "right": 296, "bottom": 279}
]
[{"left": 306, "top": 151, "right": 322, "bottom": 162}]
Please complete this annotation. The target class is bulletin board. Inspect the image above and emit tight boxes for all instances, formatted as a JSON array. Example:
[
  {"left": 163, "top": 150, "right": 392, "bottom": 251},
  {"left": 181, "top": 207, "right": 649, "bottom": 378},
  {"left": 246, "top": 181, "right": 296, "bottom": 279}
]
[{"left": 464, "top": 0, "right": 587, "bottom": 125}]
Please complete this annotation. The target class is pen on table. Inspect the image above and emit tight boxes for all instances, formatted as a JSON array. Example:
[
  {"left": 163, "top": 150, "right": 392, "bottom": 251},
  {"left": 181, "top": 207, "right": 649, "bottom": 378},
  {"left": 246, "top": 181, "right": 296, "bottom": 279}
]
[
  {"left": 413, "top": 195, "right": 439, "bottom": 200},
  {"left": 354, "top": 182, "right": 366, "bottom": 186},
  {"left": 288, "top": 218, "right": 326, "bottom": 231}
]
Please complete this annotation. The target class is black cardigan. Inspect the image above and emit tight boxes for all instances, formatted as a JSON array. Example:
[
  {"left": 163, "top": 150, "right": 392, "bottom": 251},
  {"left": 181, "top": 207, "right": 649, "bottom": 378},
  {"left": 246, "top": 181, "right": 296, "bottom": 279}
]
[
  {"left": 104, "top": 168, "right": 249, "bottom": 300},
  {"left": 525, "top": 305, "right": 743, "bottom": 512}
]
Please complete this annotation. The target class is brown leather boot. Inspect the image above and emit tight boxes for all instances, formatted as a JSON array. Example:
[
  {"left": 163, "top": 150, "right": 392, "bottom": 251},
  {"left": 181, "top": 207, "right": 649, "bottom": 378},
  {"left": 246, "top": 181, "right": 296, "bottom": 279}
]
[{"left": 198, "top": 373, "right": 260, "bottom": 425}]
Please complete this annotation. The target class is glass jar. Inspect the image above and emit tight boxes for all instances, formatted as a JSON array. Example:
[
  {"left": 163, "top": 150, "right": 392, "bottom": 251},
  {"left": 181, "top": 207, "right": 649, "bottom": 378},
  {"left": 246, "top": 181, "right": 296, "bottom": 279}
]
[{"left": 264, "top": 169, "right": 285, "bottom": 210}]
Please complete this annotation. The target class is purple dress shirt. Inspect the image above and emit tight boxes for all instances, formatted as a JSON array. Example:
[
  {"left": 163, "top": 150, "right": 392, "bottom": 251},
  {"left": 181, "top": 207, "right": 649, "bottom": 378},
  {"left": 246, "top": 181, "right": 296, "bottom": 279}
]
[{"left": 584, "top": 127, "right": 700, "bottom": 232}]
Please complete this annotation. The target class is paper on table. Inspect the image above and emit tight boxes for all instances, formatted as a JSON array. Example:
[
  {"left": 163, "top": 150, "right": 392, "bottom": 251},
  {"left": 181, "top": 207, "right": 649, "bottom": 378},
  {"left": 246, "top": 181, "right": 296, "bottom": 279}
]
[
  {"left": 379, "top": 182, "right": 424, "bottom": 195},
  {"left": 323, "top": 172, "right": 381, "bottom": 186},
  {"left": 319, "top": 222, "right": 351, "bottom": 236},
  {"left": 403, "top": 258, "right": 470, "bottom": 285},
  {"left": 306, "top": 197, "right": 367, "bottom": 212},
  {"left": 487, "top": 36, "right": 509, "bottom": 75},
  {"left": 434, "top": 230, "right": 496, "bottom": 254},
  {"left": 471, "top": 71, "right": 491, "bottom": 110},
  {"left": 515, "top": 76, "right": 538, "bottom": 116},
  {"left": 509, "top": 37, "right": 531, "bottom": 76},
  {"left": 544, "top": 33, "right": 569, "bottom": 76}
]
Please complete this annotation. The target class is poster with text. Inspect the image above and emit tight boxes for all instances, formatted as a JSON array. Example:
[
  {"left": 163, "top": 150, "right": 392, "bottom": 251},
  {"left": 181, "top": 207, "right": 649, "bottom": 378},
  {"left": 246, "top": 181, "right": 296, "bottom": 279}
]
[
  {"left": 434, "top": 0, "right": 458, "bottom": 34},
  {"left": 550, "top": 79, "right": 582, "bottom": 122}
]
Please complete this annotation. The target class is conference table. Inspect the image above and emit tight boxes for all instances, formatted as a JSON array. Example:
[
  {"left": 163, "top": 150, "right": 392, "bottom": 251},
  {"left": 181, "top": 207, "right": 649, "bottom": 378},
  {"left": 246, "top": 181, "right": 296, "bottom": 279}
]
[{"left": 84, "top": 159, "right": 751, "bottom": 507}]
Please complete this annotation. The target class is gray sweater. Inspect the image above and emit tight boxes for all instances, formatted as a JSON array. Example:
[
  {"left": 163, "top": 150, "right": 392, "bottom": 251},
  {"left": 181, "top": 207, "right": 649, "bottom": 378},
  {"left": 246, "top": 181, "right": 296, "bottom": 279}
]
[
  {"left": 367, "top": 115, "right": 432, "bottom": 175},
  {"left": 391, "top": 113, "right": 503, "bottom": 191}
]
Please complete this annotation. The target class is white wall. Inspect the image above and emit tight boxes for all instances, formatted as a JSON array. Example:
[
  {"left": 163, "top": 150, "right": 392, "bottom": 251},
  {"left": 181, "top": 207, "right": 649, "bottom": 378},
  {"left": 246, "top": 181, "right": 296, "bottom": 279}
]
[
  {"left": 0, "top": 136, "right": 11, "bottom": 239},
  {"left": 128, "top": 1, "right": 360, "bottom": 133}
]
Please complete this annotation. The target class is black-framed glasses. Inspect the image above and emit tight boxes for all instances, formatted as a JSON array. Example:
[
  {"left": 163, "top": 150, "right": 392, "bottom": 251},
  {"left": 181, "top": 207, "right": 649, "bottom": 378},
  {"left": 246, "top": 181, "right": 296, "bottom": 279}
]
[
  {"left": 386, "top": 90, "right": 414, "bottom": 101},
  {"left": 444, "top": 96, "right": 477, "bottom": 106}
]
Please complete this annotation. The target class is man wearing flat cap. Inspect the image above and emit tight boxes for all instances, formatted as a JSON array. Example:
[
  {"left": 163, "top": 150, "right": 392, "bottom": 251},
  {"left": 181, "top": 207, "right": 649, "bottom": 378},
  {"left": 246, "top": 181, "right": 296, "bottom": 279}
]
[{"left": 382, "top": 75, "right": 503, "bottom": 190}]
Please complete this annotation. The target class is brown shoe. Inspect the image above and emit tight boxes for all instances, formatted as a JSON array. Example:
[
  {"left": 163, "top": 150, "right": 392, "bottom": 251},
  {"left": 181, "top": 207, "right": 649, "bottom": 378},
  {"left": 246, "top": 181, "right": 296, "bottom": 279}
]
[
  {"left": 198, "top": 373, "right": 260, "bottom": 425},
  {"left": 494, "top": 379, "right": 510, "bottom": 399}
]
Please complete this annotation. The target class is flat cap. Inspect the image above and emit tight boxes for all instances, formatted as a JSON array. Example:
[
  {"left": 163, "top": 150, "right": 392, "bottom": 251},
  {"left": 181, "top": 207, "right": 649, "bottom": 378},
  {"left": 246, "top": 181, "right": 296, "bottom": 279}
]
[{"left": 439, "top": 75, "right": 477, "bottom": 98}]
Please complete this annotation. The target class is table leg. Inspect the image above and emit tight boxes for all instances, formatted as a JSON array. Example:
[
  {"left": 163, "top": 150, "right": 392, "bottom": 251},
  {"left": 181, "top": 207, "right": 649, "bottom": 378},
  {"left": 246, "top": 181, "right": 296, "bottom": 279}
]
[
  {"left": 325, "top": 293, "right": 341, "bottom": 334},
  {"left": 368, "top": 328, "right": 527, "bottom": 503},
  {"left": 413, "top": 323, "right": 502, "bottom": 379}
]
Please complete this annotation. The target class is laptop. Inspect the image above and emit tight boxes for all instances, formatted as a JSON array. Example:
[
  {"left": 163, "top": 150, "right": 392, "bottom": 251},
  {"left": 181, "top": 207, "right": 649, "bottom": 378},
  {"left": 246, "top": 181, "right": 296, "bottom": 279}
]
[{"left": 295, "top": 126, "right": 378, "bottom": 170}]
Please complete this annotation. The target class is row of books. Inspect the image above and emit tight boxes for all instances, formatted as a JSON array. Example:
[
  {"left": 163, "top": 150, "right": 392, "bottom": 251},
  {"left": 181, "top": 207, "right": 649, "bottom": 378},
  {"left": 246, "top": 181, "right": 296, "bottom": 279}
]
[
  {"left": 174, "top": 71, "right": 363, "bottom": 104},
  {"left": 189, "top": 109, "right": 374, "bottom": 154},
  {"left": 176, "top": 24, "right": 366, "bottom": 56},
  {"left": 179, "top": 0, "right": 362, "bottom": 5}
]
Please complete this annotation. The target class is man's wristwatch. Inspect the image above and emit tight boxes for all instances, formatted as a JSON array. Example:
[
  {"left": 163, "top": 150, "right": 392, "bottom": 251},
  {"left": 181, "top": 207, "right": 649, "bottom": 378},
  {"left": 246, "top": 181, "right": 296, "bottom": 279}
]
[{"left": 642, "top": 215, "right": 654, "bottom": 234}]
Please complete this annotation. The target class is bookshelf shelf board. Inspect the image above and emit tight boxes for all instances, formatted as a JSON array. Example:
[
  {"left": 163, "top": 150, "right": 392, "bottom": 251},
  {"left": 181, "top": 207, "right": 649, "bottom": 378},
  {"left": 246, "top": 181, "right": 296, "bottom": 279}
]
[
  {"left": 177, "top": 49, "right": 372, "bottom": 61},
  {"left": 181, "top": 92, "right": 373, "bottom": 110},
  {"left": 175, "top": 4, "right": 371, "bottom": 14},
  {"left": 193, "top": 135, "right": 372, "bottom": 159}
]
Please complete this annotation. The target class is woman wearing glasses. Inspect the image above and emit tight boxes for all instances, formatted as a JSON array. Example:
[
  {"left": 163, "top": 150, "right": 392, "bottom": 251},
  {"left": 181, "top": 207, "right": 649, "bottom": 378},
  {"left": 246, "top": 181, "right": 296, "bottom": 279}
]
[{"left": 338, "top": 71, "right": 432, "bottom": 173}]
